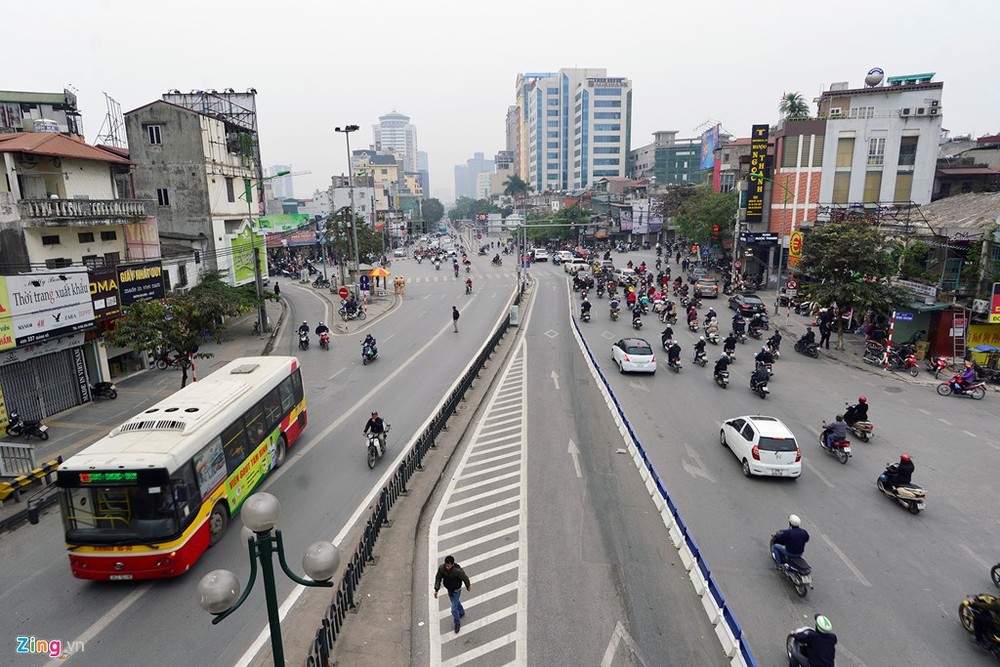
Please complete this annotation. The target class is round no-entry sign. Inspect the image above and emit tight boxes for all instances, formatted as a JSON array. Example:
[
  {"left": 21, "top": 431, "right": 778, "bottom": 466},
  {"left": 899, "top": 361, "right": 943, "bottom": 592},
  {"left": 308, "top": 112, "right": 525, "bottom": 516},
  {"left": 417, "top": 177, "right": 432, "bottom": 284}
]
[
  {"left": 786, "top": 278, "right": 799, "bottom": 291},
  {"left": 339, "top": 286, "right": 349, "bottom": 299},
  {"left": 734, "top": 260, "right": 743, "bottom": 269}
]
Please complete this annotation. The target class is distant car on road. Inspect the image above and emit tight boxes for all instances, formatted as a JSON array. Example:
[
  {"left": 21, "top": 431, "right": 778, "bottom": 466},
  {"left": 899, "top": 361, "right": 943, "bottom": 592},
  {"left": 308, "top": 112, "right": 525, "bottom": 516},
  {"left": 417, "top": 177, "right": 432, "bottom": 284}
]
[
  {"left": 532, "top": 248, "right": 549, "bottom": 262},
  {"left": 393, "top": 248, "right": 405, "bottom": 258},
  {"left": 553, "top": 250, "right": 574, "bottom": 265},
  {"left": 729, "top": 293, "right": 766, "bottom": 316},
  {"left": 695, "top": 276, "right": 719, "bottom": 298},
  {"left": 611, "top": 337, "right": 656, "bottom": 374},
  {"left": 564, "top": 258, "right": 590, "bottom": 274},
  {"left": 720, "top": 415, "right": 801, "bottom": 478},
  {"left": 688, "top": 267, "right": 709, "bottom": 283}
]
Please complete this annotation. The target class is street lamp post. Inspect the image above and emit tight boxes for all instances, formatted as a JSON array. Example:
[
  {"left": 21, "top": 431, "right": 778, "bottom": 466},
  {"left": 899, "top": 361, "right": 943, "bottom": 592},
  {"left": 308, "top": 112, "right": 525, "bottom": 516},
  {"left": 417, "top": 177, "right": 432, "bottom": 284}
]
[
  {"left": 244, "top": 170, "right": 289, "bottom": 333},
  {"left": 198, "top": 493, "right": 338, "bottom": 667},
  {"left": 750, "top": 171, "right": 792, "bottom": 315},
  {"left": 335, "top": 125, "right": 360, "bottom": 290}
]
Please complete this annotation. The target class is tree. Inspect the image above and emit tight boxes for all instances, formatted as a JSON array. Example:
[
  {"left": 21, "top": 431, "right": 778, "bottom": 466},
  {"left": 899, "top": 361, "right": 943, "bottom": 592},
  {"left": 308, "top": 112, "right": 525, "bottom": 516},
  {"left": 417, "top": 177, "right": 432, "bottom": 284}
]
[
  {"left": 779, "top": 92, "right": 810, "bottom": 119},
  {"left": 422, "top": 198, "right": 445, "bottom": 225},
  {"left": 653, "top": 184, "right": 698, "bottom": 219},
  {"left": 448, "top": 197, "right": 501, "bottom": 222},
  {"left": 502, "top": 174, "right": 530, "bottom": 199},
  {"left": 673, "top": 188, "right": 738, "bottom": 245},
  {"left": 798, "top": 221, "right": 911, "bottom": 349},
  {"left": 323, "top": 209, "right": 384, "bottom": 265},
  {"left": 104, "top": 274, "right": 263, "bottom": 387},
  {"left": 524, "top": 205, "right": 591, "bottom": 243}
]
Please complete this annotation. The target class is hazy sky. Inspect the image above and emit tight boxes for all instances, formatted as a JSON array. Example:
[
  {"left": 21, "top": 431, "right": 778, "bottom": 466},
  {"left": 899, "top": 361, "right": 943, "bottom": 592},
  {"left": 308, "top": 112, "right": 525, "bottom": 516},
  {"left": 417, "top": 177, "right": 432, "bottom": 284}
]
[{"left": 7, "top": 0, "right": 998, "bottom": 202}]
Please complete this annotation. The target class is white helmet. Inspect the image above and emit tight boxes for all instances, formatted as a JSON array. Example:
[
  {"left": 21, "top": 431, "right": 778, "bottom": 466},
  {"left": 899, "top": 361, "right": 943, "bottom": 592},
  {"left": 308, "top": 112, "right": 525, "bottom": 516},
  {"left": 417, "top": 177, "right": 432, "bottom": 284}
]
[
  {"left": 788, "top": 514, "right": 801, "bottom": 527},
  {"left": 700, "top": 336, "right": 705, "bottom": 341}
]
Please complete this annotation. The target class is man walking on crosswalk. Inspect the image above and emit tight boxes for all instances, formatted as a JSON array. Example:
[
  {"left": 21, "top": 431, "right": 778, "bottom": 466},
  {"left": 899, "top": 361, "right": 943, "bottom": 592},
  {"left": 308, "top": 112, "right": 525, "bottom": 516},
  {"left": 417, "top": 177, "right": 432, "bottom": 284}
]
[{"left": 434, "top": 555, "right": 472, "bottom": 633}]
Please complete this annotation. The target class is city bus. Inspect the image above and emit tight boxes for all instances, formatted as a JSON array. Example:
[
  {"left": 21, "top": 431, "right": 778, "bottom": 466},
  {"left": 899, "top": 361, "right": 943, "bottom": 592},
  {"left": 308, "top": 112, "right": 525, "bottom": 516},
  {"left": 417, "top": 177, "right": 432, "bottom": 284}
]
[{"left": 56, "top": 356, "right": 307, "bottom": 580}]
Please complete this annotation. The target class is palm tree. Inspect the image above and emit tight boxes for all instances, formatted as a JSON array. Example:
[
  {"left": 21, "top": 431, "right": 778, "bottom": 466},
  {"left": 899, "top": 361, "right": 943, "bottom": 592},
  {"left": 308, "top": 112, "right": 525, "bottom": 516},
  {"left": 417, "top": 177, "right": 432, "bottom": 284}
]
[
  {"left": 779, "top": 92, "right": 810, "bottom": 119},
  {"left": 502, "top": 174, "right": 530, "bottom": 199}
]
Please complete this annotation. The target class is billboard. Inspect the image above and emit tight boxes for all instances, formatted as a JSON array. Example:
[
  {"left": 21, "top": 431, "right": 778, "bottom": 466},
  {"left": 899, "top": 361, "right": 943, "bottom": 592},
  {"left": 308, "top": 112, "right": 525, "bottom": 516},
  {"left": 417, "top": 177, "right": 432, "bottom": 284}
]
[
  {"left": 0, "top": 269, "right": 95, "bottom": 349},
  {"left": 991, "top": 282, "right": 1000, "bottom": 324},
  {"left": 648, "top": 198, "right": 664, "bottom": 233},
  {"left": 632, "top": 202, "right": 649, "bottom": 235},
  {"left": 117, "top": 261, "right": 165, "bottom": 306},
  {"left": 258, "top": 214, "right": 311, "bottom": 233},
  {"left": 619, "top": 208, "right": 633, "bottom": 232},
  {"left": 745, "top": 124, "right": 770, "bottom": 223},
  {"left": 89, "top": 267, "right": 121, "bottom": 321},
  {"left": 230, "top": 226, "right": 268, "bottom": 286},
  {"left": 700, "top": 124, "right": 720, "bottom": 170}
]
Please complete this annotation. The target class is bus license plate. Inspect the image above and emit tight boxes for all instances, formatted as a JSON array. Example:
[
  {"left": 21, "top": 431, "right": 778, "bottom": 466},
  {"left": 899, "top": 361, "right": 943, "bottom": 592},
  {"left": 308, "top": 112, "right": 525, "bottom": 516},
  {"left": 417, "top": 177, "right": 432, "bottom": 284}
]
[{"left": 109, "top": 574, "right": 133, "bottom": 580}]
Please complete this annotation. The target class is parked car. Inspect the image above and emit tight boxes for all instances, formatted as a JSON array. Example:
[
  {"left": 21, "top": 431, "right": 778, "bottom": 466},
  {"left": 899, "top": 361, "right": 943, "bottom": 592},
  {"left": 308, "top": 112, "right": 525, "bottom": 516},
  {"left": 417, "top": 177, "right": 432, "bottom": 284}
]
[
  {"left": 393, "top": 248, "right": 405, "bottom": 258},
  {"left": 564, "top": 258, "right": 590, "bottom": 274},
  {"left": 694, "top": 276, "right": 719, "bottom": 298},
  {"left": 611, "top": 337, "right": 656, "bottom": 374},
  {"left": 720, "top": 415, "right": 801, "bottom": 478},
  {"left": 729, "top": 293, "right": 767, "bottom": 316}
]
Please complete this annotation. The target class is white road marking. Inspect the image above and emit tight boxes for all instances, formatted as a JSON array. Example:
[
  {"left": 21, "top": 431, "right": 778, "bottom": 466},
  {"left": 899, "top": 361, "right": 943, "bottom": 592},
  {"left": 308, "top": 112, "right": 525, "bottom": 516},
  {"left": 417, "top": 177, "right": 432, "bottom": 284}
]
[
  {"left": 46, "top": 586, "right": 151, "bottom": 665},
  {"left": 568, "top": 439, "right": 583, "bottom": 478},
  {"left": 601, "top": 621, "right": 651, "bottom": 667},
  {"left": 551, "top": 370, "right": 561, "bottom": 389},
  {"left": 837, "top": 642, "right": 870, "bottom": 666},
  {"left": 918, "top": 408, "right": 931, "bottom": 415},
  {"left": 820, "top": 533, "right": 872, "bottom": 587},
  {"left": 939, "top": 418, "right": 953, "bottom": 426},
  {"left": 961, "top": 544, "right": 993, "bottom": 570},
  {"left": 327, "top": 368, "right": 345, "bottom": 381},
  {"left": 963, "top": 430, "right": 978, "bottom": 438},
  {"left": 802, "top": 459, "right": 836, "bottom": 488}
]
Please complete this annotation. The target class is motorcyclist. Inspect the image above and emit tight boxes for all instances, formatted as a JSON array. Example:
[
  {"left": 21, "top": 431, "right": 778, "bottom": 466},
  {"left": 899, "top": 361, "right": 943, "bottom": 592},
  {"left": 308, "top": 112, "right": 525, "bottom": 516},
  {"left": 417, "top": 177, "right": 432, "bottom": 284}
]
[
  {"left": 755, "top": 346, "right": 774, "bottom": 366},
  {"left": 732, "top": 313, "right": 746, "bottom": 335},
  {"left": 844, "top": 396, "right": 868, "bottom": 426},
  {"left": 883, "top": 454, "right": 915, "bottom": 490},
  {"left": 800, "top": 326, "right": 816, "bottom": 347},
  {"left": 723, "top": 334, "right": 737, "bottom": 357},
  {"left": 362, "top": 333, "right": 377, "bottom": 358},
  {"left": 345, "top": 296, "right": 359, "bottom": 316},
  {"left": 686, "top": 304, "right": 698, "bottom": 323},
  {"left": 713, "top": 354, "right": 731, "bottom": 381},
  {"left": 705, "top": 317, "right": 719, "bottom": 337},
  {"left": 750, "top": 365, "right": 769, "bottom": 391},
  {"left": 493, "top": 253, "right": 501, "bottom": 265},
  {"left": 465, "top": 277, "right": 473, "bottom": 293},
  {"left": 824, "top": 415, "right": 848, "bottom": 449},
  {"left": 667, "top": 342, "right": 682, "bottom": 366},
  {"left": 748, "top": 312, "right": 767, "bottom": 333},
  {"left": 771, "top": 514, "right": 809, "bottom": 569},
  {"left": 703, "top": 307, "right": 717, "bottom": 325},
  {"left": 789, "top": 614, "right": 837, "bottom": 667},
  {"left": 298, "top": 320, "right": 310, "bottom": 336},
  {"left": 315, "top": 322, "right": 330, "bottom": 336},
  {"left": 956, "top": 360, "right": 977, "bottom": 391},
  {"left": 631, "top": 306, "right": 643, "bottom": 327},
  {"left": 363, "top": 410, "right": 387, "bottom": 457},
  {"left": 665, "top": 300, "right": 678, "bottom": 321},
  {"left": 693, "top": 336, "right": 707, "bottom": 362},
  {"left": 969, "top": 596, "right": 1000, "bottom": 647},
  {"left": 767, "top": 330, "right": 782, "bottom": 353},
  {"left": 609, "top": 297, "right": 621, "bottom": 316},
  {"left": 581, "top": 298, "right": 592, "bottom": 318},
  {"left": 661, "top": 325, "right": 674, "bottom": 348}
]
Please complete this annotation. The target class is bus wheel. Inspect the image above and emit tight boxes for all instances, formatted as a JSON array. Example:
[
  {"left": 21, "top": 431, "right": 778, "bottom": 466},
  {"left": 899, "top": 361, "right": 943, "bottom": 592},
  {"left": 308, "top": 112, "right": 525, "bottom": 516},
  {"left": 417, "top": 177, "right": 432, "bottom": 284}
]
[
  {"left": 209, "top": 502, "right": 229, "bottom": 546},
  {"left": 274, "top": 435, "right": 288, "bottom": 468}
]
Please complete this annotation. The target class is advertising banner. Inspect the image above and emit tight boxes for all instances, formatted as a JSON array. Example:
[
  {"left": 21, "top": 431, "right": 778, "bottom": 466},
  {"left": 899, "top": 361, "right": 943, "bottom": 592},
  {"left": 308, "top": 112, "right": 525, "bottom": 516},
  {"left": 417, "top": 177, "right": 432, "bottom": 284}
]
[
  {"left": 700, "top": 124, "right": 720, "bottom": 170},
  {"left": 648, "top": 198, "right": 664, "bottom": 233},
  {"left": 258, "top": 214, "right": 311, "bottom": 233},
  {"left": 632, "top": 202, "right": 649, "bottom": 235},
  {"left": 117, "top": 261, "right": 165, "bottom": 306},
  {"left": 746, "top": 124, "right": 769, "bottom": 223},
  {"left": 991, "top": 282, "right": 1000, "bottom": 324},
  {"left": 89, "top": 267, "right": 121, "bottom": 321},
  {"left": 619, "top": 208, "right": 633, "bottom": 232},
  {"left": 230, "top": 227, "right": 267, "bottom": 286},
  {"left": 0, "top": 269, "right": 95, "bottom": 348}
]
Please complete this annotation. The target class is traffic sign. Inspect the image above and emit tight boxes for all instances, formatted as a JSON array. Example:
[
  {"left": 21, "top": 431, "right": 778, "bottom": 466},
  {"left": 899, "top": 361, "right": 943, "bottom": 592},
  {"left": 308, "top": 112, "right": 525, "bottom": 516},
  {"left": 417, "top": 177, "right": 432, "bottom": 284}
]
[
  {"left": 895, "top": 312, "right": 914, "bottom": 321},
  {"left": 477, "top": 233, "right": 482, "bottom": 240},
  {"left": 339, "top": 286, "right": 349, "bottom": 299},
  {"left": 359, "top": 275, "right": 370, "bottom": 291},
  {"left": 785, "top": 279, "right": 799, "bottom": 291},
  {"left": 734, "top": 260, "right": 743, "bottom": 269},
  {"left": 789, "top": 231, "right": 803, "bottom": 257}
]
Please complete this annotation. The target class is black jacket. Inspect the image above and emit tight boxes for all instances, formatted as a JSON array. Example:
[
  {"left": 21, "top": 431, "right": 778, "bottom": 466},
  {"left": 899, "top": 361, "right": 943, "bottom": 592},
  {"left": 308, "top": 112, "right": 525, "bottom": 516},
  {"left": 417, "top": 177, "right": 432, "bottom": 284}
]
[
  {"left": 887, "top": 460, "right": 914, "bottom": 486},
  {"left": 792, "top": 629, "right": 836, "bottom": 667},
  {"left": 435, "top": 563, "right": 471, "bottom": 593}
]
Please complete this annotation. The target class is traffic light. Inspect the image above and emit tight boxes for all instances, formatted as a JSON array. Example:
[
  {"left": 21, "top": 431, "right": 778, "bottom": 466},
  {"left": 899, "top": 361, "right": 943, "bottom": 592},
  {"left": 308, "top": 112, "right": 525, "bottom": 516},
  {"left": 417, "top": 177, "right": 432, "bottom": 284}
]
[{"left": 711, "top": 224, "right": 720, "bottom": 240}]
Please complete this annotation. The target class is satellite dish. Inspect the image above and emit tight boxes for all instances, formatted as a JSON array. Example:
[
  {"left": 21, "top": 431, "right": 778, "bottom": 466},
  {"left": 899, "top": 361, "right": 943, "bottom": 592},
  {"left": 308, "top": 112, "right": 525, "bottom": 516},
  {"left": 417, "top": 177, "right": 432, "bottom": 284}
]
[{"left": 865, "top": 68, "right": 885, "bottom": 87}]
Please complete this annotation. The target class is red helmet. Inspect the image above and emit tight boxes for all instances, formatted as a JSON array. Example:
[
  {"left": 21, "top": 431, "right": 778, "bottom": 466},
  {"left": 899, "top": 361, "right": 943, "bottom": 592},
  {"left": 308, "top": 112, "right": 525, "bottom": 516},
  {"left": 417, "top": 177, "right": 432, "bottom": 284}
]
[
  {"left": 858, "top": 396, "right": 867, "bottom": 403},
  {"left": 900, "top": 454, "right": 911, "bottom": 462}
]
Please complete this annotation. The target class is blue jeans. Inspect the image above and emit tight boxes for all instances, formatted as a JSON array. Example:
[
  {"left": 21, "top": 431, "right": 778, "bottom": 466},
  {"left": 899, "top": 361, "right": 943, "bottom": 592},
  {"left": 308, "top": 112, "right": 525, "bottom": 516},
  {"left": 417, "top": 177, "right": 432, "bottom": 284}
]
[
  {"left": 773, "top": 543, "right": 795, "bottom": 567},
  {"left": 447, "top": 589, "right": 464, "bottom": 624}
]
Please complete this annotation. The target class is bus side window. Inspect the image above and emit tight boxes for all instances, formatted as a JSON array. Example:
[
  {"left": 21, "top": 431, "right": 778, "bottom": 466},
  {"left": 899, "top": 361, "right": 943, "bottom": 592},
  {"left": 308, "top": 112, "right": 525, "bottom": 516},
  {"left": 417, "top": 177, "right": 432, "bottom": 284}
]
[
  {"left": 262, "top": 388, "right": 282, "bottom": 431},
  {"left": 243, "top": 403, "right": 267, "bottom": 449},
  {"left": 278, "top": 377, "right": 295, "bottom": 413},
  {"left": 290, "top": 368, "right": 304, "bottom": 403},
  {"left": 172, "top": 464, "right": 200, "bottom": 524},
  {"left": 222, "top": 418, "right": 250, "bottom": 471}
]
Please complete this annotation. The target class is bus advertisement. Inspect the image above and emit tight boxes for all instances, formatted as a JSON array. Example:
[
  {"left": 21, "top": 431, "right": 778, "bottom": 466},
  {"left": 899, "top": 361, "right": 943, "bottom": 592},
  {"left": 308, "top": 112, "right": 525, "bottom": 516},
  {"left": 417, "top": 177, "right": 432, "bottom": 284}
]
[{"left": 56, "top": 356, "right": 307, "bottom": 580}]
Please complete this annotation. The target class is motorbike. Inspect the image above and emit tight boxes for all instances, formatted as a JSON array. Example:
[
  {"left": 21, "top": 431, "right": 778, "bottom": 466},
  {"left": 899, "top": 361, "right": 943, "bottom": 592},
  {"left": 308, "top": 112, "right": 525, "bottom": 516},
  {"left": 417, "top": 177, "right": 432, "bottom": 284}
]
[
  {"left": 596, "top": 285, "right": 605, "bottom": 299},
  {"left": 298, "top": 331, "right": 309, "bottom": 350},
  {"left": 339, "top": 305, "right": 367, "bottom": 321},
  {"left": 465, "top": 282, "right": 472, "bottom": 294},
  {"left": 154, "top": 351, "right": 182, "bottom": 370},
  {"left": 959, "top": 594, "right": 1000, "bottom": 660},
  {"left": 844, "top": 402, "right": 873, "bottom": 441},
  {"left": 794, "top": 338, "right": 820, "bottom": 358},
  {"left": 491, "top": 257, "right": 502, "bottom": 267},
  {"left": 435, "top": 261, "right": 441, "bottom": 271},
  {"left": 818, "top": 424, "right": 852, "bottom": 464},
  {"left": 632, "top": 317, "right": 643, "bottom": 331},
  {"left": 706, "top": 330, "right": 720, "bottom": 345},
  {"left": 366, "top": 424, "right": 391, "bottom": 469},
  {"left": 993, "top": 563, "right": 1000, "bottom": 589},
  {"left": 362, "top": 342, "right": 378, "bottom": 365},
  {"left": 667, "top": 357, "right": 682, "bottom": 373},
  {"left": 876, "top": 463, "right": 926, "bottom": 514},
  {"left": 319, "top": 331, "right": 330, "bottom": 350},
  {"left": 748, "top": 325, "right": 764, "bottom": 340},
  {"left": 454, "top": 267, "right": 460, "bottom": 278},
  {"left": 417, "top": 255, "right": 423, "bottom": 264},
  {"left": 925, "top": 355, "right": 949, "bottom": 378},
  {"left": 688, "top": 319, "right": 699, "bottom": 332},
  {"left": 937, "top": 376, "right": 987, "bottom": 400},
  {"left": 731, "top": 328, "right": 747, "bottom": 345},
  {"left": 580, "top": 310, "right": 591, "bottom": 323},
  {"left": 770, "top": 535, "right": 812, "bottom": 597},
  {"left": 714, "top": 369, "right": 729, "bottom": 388},
  {"left": 693, "top": 350, "right": 707, "bottom": 367},
  {"left": 465, "top": 264, "right": 471, "bottom": 274},
  {"left": 751, "top": 377, "right": 769, "bottom": 399},
  {"left": 609, "top": 306, "right": 620, "bottom": 321},
  {"left": 90, "top": 381, "right": 118, "bottom": 399},
  {"left": 312, "top": 276, "right": 331, "bottom": 289},
  {"left": 4, "top": 411, "right": 49, "bottom": 440}
]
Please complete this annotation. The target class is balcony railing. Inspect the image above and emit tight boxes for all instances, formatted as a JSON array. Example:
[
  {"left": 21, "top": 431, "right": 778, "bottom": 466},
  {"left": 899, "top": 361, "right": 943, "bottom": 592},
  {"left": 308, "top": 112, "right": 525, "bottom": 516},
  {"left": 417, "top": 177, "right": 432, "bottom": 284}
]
[{"left": 18, "top": 198, "right": 151, "bottom": 221}]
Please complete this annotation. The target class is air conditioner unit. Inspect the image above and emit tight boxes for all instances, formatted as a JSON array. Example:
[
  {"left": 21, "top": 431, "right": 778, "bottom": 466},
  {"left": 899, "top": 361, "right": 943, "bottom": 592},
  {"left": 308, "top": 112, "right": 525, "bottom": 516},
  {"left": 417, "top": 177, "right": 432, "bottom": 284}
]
[
  {"left": 915, "top": 108, "right": 927, "bottom": 116},
  {"left": 900, "top": 108, "right": 912, "bottom": 117},
  {"left": 930, "top": 107, "right": 941, "bottom": 116},
  {"left": 829, "top": 107, "right": 842, "bottom": 117},
  {"left": 929, "top": 100, "right": 940, "bottom": 107},
  {"left": 973, "top": 299, "right": 989, "bottom": 314}
]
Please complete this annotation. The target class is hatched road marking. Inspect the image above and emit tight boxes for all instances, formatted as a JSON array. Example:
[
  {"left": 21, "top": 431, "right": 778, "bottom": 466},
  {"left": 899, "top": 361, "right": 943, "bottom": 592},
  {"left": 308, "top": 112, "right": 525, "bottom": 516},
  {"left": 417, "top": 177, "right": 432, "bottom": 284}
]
[{"left": 428, "top": 338, "right": 528, "bottom": 666}]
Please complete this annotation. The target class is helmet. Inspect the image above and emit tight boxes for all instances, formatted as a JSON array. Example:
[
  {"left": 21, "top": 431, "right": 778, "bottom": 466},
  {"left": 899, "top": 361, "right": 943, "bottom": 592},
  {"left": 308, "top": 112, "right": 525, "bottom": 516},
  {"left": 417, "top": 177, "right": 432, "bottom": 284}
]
[
  {"left": 806, "top": 326, "right": 813, "bottom": 331},
  {"left": 815, "top": 614, "right": 833, "bottom": 633},
  {"left": 761, "top": 346, "right": 767, "bottom": 352},
  {"left": 836, "top": 414, "right": 844, "bottom": 422},
  {"left": 371, "top": 411, "right": 378, "bottom": 417},
  {"left": 858, "top": 396, "right": 867, "bottom": 403},
  {"left": 900, "top": 453, "right": 911, "bottom": 462},
  {"left": 302, "top": 320, "right": 308, "bottom": 325},
  {"left": 700, "top": 336, "right": 705, "bottom": 341},
  {"left": 788, "top": 514, "right": 801, "bottom": 527},
  {"left": 318, "top": 322, "right": 324, "bottom": 327}
]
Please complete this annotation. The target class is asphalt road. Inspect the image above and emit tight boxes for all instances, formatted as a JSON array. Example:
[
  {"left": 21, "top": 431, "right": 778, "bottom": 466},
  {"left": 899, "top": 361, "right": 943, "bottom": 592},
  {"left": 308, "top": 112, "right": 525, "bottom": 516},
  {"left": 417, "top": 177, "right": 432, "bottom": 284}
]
[
  {"left": 0, "top": 256, "right": 517, "bottom": 667},
  {"left": 556, "top": 251, "right": 1000, "bottom": 667}
]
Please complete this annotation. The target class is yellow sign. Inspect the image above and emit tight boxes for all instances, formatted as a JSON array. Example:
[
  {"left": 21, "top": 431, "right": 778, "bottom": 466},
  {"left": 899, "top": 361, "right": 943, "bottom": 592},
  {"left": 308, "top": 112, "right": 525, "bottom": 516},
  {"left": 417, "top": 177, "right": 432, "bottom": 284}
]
[
  {"left": 0, "top": 276, "right": 13, "bottom": 351},
  {"left": 789, "top": 231, "right": 803, "bottom": 258}
]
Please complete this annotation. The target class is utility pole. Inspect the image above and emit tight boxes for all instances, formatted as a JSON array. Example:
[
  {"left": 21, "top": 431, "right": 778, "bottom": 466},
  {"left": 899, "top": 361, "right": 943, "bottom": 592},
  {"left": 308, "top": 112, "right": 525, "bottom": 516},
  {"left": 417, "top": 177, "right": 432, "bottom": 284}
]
[{"left": 335, "top": 125, "right": 361, "bottom": 291}]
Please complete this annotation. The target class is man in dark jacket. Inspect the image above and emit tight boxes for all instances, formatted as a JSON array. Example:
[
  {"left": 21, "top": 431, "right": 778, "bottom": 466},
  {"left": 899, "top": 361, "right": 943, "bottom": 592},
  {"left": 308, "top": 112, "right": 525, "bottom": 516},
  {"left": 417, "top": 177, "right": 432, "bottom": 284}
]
[
  {"left": 884, "top": 454, "right": 915, "bottom": 490},
  {"left": 772, "top": 514, "right": 809, "bottom": 569},
  {"left": 789, "top": 614, "right": 837, "bottom": 667},
  {"left": 434, "top": 555, "right": 472, "bottom": 633}
]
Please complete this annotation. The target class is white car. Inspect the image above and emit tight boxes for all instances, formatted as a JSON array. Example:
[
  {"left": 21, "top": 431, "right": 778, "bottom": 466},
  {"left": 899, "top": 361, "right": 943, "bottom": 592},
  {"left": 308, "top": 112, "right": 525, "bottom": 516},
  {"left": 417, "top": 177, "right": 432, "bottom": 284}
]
[
  {"left": 532, "top": 248, "right": 549, "bottom": 262},
  {"left": 393, "top": 248, "right": 405, "bottom": 258},
  {"left": 611, "top": 337, "right": 656, "bottom": 374},
  {"left": 553, "top": 250, "right": 575, "bottom": 265},
  {"left": 564, "top": 258, "right": 590, "bottom": 274},
  {"left": 720, "top": 415, "right": 801, "bottom": 478}
]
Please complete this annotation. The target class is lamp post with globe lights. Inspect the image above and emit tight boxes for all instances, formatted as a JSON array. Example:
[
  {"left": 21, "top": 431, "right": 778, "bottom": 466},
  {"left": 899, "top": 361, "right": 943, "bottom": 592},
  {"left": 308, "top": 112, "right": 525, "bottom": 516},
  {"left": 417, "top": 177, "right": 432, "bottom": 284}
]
[
  {"left": 197, "top": 493, "right": 338, "bottom": 667},
  {"left": 335, "top": 125, "right": 361, "bottom": 288}
]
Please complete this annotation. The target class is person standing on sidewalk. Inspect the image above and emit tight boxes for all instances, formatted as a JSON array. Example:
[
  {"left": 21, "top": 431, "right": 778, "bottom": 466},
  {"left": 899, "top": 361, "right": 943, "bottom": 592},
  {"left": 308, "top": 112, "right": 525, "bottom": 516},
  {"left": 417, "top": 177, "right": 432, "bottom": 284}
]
[
  {"left": 452, "top": 306, "right": 460, "bottom": 332},
  {"left": 819, "top": 318, "right": 833, "bottom": 350},
  {"left": 273, "top": 282, "right": 280, "bottom": 296},
  {"left": 434, "top": 555, "right": 472, "bottom": 633}
]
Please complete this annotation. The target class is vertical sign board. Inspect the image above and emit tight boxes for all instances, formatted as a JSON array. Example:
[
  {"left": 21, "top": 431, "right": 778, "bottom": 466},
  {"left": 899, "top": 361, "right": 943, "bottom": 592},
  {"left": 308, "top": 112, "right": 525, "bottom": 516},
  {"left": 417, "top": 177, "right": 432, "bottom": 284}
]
[
  {"left": 745, "top": 124, "right": 769, "bottom": 223},
  {"left": 89, "top": 267, "right": 121, "bottom": 321},
  {"left": 990, "top": 282, "right": 1000, "bottom": 324},
  {"left": 117, "top": 261, "right": 165, "bottom": 306}
]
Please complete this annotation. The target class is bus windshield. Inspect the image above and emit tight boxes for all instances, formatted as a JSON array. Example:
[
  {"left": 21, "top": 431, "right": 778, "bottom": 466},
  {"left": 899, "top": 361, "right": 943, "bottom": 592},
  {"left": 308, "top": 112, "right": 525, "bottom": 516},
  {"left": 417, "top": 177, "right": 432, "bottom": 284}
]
[{"left": 60, "top": 480, "right": 194, "bottom": 546}]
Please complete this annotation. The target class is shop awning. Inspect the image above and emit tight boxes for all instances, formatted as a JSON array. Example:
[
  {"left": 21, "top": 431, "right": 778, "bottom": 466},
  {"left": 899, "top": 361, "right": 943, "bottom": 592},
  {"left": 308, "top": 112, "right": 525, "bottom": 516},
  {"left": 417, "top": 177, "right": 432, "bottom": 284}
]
[{"left": 906, "top": 301, "right": 952, "bottom": 313}]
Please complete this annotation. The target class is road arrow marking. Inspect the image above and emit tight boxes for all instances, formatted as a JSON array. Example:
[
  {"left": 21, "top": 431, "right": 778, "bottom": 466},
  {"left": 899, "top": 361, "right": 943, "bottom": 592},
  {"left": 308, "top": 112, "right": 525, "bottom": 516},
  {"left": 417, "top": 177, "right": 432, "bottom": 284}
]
[
  {"left": 568, "top": 439, "right": 582, "bottom": 478},
  {"left": 600, "top": 621, "right": 650, "bottom": 667},
  {"left": 551, "top": 370, "right": 560, "bottom": 389}
]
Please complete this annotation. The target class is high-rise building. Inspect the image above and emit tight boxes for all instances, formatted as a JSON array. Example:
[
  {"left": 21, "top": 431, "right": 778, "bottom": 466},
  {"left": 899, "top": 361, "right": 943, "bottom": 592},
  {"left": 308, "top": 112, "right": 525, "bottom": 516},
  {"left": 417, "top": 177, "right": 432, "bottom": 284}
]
[
  {"left": 373, "top": 111, "right": 418, "bottom": 173},
  {"left": 515, "top": 68, "right": 632, "bottom": 192},
  {"left": 267, "top": 164, "right": 294, "bottom": 199},
  {"left": 417, "top": 150, "right": 430, "bottom": 200},
  {"left": 454, "top": 152, "right": 494, "bottom": 200},
  {"left": 629, "top": 131, "right": 710, "bottom": 185}
]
